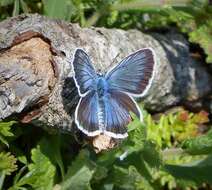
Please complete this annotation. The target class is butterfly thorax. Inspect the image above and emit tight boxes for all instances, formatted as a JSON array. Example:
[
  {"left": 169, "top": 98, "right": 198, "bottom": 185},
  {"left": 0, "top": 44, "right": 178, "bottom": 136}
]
[{"left": 96, "top": 77, "right": 108, "bottom": 98}]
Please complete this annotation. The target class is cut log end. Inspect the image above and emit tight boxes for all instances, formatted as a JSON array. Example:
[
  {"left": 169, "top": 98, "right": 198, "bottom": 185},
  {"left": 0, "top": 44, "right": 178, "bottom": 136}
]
[{"left": 0, "top": 36, "right": 56, "bottom": 120}]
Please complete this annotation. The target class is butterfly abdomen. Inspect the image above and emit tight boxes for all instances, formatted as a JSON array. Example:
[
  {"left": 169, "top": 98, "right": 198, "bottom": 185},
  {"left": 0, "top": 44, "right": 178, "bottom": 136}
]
[
  {"left": 96, "top": 77, "right": 109, "bottom": 132},
  {"left": 97, "top": 98, "right": 105, "bottom": 131}
]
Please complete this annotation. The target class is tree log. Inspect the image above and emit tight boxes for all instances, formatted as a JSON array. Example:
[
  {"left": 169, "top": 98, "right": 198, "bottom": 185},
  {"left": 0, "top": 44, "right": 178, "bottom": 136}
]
[{"left": 0, "top": 14, "right": 211, "bottom": 151}]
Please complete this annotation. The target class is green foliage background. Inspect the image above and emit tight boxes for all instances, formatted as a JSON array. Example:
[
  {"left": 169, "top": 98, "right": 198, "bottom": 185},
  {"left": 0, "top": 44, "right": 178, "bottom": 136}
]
[
  {"left": 0, "top": 0, "right": 212, "bottom": 189},
  {"left": 0, "top": 110, "right": 211, "bottom": 190}
]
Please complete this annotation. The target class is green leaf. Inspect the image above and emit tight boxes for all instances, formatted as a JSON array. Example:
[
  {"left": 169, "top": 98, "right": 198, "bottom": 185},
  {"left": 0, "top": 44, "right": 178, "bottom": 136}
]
[
  {"left": 92, "top": 165, "right": 108, "bottom": 182},
  {"left": 165, "top": 155, "right": 212, "bottom": 185},
  {"left": 124, "top": 116, "right": 146, "bottom": 154},
  {"left": 9, "top": 145, "right": 28, "bottom": 164},
  {"left": 42, "top": 0, "right": 72, "bottom": 20},
  {"left": 0, "top": 0, "right": 13, "bottom": 6},
  {"left": 12, "top": 139, "right": 56, "bottom": 190},
  {"left": 182, "top": 129, "right": 212, "bottom": 155},
  {"left": 20, "top": 0, "right": 30, "bottom": 13},
  {"left": 111, "top": 165, "right": 140, "bottom": 190},
  {"left": 0, "top": 121, "right": 15, "bottom": 147},
  {"left": 124, "top": 152, "right": 153, "bottom": 181},
  {"left": 189, "top": 20, "right": 212, "bottom": 63},
  {"left": 141, "top": 141, "right": 162, "bottom": 168},
  {"left": 0, "top": 152, "right": 17, "bottom": 175},
  {"left": 12, "top": 0, "right": 20, "bottom": 16},
  {"left": 13, "top": 166, "right": 27, "bottom": 186},
  {"left": 102, "top": 183, "right": 114, "bottom": 190},
  {"left": 108, "top": 160, "right": 155, "bottom": 190},
  {"left": 35, "top": 136, "right": 65, "bottom": 179},
  {"left": 61, "top": 149, "right": 95, "bottom": 190},
  {"left": 0, "top": 172, "right": 6, "bottom": 190}
]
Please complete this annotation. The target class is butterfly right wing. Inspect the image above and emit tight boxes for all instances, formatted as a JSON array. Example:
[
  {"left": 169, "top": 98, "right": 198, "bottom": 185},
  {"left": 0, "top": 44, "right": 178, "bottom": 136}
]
[
  {"left": 72, "top": 49, "right": 97, "bottom": 96},
  {"left": 75, "top": 90, "right": 101, "bottom": 136},
  {"left": 105, "top": 48, "right": 155, "bottom": 97},
  {"left": 103, "top": 90, "right": 142, "bottom": 138}
]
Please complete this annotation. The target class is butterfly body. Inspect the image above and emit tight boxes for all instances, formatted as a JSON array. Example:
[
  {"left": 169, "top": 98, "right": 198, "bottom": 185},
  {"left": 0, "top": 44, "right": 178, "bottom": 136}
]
[
  {"left": 96, "top": 77, "right": 109, "bottom": 98},
  {"left": 71, "top": 48, "right": 156, "bottom": 138}
]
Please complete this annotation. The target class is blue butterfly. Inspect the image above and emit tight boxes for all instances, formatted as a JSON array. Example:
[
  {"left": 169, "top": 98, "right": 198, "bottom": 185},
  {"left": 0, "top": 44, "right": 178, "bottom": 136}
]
[{"left": 72, "top": 48, "right": 156, "bottom": 138}]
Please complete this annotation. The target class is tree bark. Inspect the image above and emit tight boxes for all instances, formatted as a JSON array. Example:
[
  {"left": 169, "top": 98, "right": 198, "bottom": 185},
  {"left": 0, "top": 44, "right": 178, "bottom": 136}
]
[{"left": 0, "top": 14, "right": 211, "bottom": 151}]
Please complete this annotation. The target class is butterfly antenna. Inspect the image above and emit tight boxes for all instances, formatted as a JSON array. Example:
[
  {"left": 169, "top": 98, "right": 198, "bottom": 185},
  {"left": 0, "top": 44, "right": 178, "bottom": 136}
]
[{"left": 110, "top": 52, "right": 120, "bottom": 67}]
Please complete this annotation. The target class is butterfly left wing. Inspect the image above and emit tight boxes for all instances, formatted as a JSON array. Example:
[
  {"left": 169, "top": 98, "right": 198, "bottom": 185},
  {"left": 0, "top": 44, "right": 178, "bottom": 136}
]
[
  {"left": 75, "top": 90, "right": 101, "bottom": 136},
  {"left": 72, "top": 49, "right": 97, "bottom": 96},
  {"left": 105, "top": 48, "right": 155, "bottom": 97}
]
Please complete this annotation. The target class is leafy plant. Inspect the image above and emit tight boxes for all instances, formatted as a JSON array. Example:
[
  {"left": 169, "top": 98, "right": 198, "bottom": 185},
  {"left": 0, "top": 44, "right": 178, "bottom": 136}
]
[
  {"left": 61, "top": 149, "right": 95, "bottom": 190},
  {"left": 182, "top": 129, "right": 212, "bottom": 155},
  {"left": 0, "top": 107, "right": 210, "bottom": 190},
  {"left": 146, "top": 109, "right": 208, "bottom": 148},
  {"left": 0, "top": 152, "right": 17, "bottom": 175},
  {"left": 0, "top": 152, "right": 17, "bottom": 190},
  {"left": 0, "top": 121, "right": 16, "bottom": 147},
  {"left": 9, "top": 138, "right": 56, "bottom": 190},
  {"left": 165, "top": 154, "right": 212, "bottom": 187}
]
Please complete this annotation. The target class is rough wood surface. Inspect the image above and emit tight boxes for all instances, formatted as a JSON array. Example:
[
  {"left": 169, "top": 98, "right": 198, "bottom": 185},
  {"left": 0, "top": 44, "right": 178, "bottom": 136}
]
[{"left": 0, "top": 14, "right": 211, "bottom": 150}]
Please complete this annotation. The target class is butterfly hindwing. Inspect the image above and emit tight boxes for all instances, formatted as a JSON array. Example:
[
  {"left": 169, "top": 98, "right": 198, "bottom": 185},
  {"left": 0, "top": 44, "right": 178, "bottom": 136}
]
[
  {"left": 105, "top": 48, "right": 155, "bottom": 97},
  {"left": 72, "top": 49, "right": 97, "bottom": 96},
  {"left": 103, "top": 90, "right": 142, "bottom": 138},
  {"left": 110, "top": 90, "right": 141, "bottom": 120},
  {"left": 75, "top": 90, "right": 101, "bottom": 136},
  {"left": 75, "top": 89, "right": 141, "bottom": 138}
]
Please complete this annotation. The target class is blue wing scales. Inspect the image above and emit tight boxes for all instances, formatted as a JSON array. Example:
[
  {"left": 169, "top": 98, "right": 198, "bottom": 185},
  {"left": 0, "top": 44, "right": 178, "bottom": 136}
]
[
  {"left": 105, "top": 48, "right": 155, "bottom": 97},
  {"left": 75, "top": 90, "right": 101, "bottom": 136},
  {"left": 72, "top": 49, "right": 97, "bottom": 96},
  {"left": 103, "top": 90, "right": 141, "bottom": 138}
]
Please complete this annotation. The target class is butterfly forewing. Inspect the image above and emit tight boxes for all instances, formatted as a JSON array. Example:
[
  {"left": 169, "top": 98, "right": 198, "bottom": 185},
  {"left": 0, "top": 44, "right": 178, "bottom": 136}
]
[
  {"left": 105, "top": 48, "right": 155, "bottom": 97},
  {"left": 73, "top": 49, "right": 97, "bottom": 96}
]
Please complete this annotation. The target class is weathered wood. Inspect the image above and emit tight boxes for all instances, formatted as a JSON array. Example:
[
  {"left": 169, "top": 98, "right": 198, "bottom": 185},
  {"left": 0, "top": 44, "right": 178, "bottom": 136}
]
[{"left": 0, "top": 14, "right": 211, "bottom": 150}]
